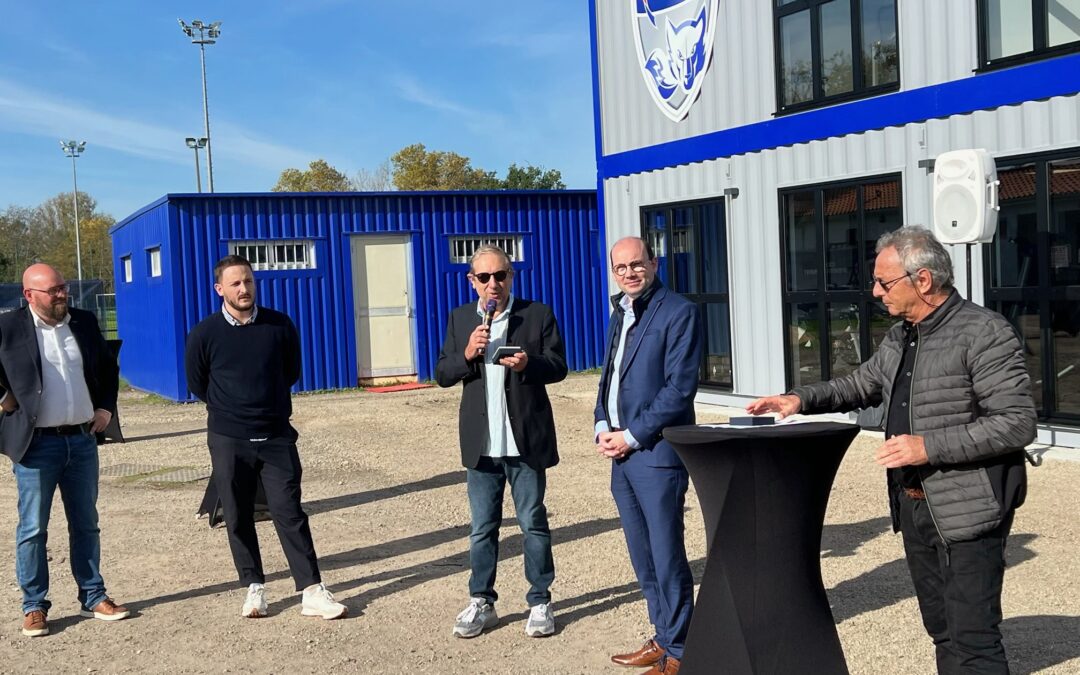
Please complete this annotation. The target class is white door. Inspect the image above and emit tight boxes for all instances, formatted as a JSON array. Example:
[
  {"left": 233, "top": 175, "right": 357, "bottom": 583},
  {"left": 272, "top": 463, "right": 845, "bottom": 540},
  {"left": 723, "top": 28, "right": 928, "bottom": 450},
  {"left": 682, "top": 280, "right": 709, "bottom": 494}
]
[{"left": 350, "top": 235, "right": 416, "bottom": 381}]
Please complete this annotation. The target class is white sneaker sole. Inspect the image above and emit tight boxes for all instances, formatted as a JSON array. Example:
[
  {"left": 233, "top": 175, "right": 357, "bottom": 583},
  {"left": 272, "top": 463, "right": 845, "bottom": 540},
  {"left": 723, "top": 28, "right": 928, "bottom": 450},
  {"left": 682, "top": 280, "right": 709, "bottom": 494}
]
[
  {"left": 79, "top": 609, "right": 130, "bottom": 621},
  {"left": 453, "top": 616, "right": 499, "bottom": 638},
  {"left": 301, "top": 606, "right": 347, "bottom": 620},
  {"left": 525, "top": 623, "right": 555, "bottom": 637},
  {"left": 22, "top": 626, "right": 49, "bottom": 637}
]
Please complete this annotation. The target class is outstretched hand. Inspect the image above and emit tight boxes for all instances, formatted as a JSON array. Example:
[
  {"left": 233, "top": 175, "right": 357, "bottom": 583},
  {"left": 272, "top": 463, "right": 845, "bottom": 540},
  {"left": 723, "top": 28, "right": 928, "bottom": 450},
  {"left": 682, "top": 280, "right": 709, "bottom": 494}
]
[{"left": 744, "top": 394, "right": 801, "bottom": 419}]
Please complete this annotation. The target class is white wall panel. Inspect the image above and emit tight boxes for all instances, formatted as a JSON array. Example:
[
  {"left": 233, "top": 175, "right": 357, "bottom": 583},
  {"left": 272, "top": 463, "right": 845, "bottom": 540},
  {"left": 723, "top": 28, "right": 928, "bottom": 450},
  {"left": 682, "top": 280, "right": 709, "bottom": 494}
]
[
  {"left": 596, "top": 0, "right": 987, "bottom": 156},
  {"left": 602, "top": 95, "right": 1080, "bottom": 398}
]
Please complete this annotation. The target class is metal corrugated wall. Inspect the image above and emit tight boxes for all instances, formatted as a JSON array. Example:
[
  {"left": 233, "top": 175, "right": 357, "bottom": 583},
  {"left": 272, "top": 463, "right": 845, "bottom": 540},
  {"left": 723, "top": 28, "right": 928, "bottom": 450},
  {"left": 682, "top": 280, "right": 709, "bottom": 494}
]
[
  {"left": 595, "top": 0, "right": 987, "bottom": 156},
  {"left": 601, "top": 95, "right": 1080, "bottom": 402},
  {"left": 111, "top": 191, "right": 603, "bottom": 401}
]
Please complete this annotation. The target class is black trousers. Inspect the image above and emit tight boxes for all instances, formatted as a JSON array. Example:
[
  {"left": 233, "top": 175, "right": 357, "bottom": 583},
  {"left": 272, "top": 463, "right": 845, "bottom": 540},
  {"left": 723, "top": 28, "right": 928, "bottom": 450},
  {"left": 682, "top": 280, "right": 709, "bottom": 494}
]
[
  {"left": 207, "top": 431, "right": 320, "bottom": 590},
  {"left": 899, "top": 493, "right": 1013, "bottom": 675}
]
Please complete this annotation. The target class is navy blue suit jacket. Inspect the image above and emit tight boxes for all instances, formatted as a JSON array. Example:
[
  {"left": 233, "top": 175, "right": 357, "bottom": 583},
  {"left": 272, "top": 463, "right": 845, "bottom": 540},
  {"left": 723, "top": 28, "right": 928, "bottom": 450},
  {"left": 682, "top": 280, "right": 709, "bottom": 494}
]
[{"left": 594, "top": 282, "right": 701, "bottom": 468}]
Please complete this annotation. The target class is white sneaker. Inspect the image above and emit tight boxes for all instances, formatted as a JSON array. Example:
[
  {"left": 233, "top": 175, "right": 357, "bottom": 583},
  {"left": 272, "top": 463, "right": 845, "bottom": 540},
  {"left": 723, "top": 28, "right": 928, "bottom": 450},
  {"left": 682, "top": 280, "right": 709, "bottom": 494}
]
[
  {"left": 525, "top": 602, "right": 555, "bottom": 637},
  {"left": 301, "top": 583, "right": 347, "bottom": 620},
  {"left": 241, "top": 583, "right": 267, "bottom": 618},
  {"left": 453, "top": 598, "right": 498, "bottom": 638}
]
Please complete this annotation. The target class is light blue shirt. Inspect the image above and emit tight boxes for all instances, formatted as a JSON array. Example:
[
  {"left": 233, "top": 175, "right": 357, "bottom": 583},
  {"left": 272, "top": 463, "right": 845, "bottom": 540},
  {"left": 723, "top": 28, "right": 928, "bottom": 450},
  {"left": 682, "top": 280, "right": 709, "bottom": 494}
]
[
  {"left": 595, "top": 294, "right": 641, "bottom": 450},
  {"left": 477, "top": 295, "right": 520, "bottom": 458}
]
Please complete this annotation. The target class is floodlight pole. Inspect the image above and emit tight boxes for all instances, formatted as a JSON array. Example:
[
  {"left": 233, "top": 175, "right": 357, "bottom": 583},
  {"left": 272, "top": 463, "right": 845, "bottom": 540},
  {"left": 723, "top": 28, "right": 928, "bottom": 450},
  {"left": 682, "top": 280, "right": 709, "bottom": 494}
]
[
  {"left": 179, "top": 19, "right": 221, "bottom": 192},
  {"left": 61, "top": 140, "right": 85, "bottom": 283},
  {"left": 185, "top": 137, "right": 207, "bottom": 192}
]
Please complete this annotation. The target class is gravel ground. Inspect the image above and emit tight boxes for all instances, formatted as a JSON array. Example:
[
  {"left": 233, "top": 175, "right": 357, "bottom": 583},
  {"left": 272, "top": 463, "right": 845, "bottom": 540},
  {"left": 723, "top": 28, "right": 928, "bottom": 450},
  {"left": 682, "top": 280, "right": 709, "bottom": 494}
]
[{"left": 0, "top": 372, "right": 1076, "bottom": 674}]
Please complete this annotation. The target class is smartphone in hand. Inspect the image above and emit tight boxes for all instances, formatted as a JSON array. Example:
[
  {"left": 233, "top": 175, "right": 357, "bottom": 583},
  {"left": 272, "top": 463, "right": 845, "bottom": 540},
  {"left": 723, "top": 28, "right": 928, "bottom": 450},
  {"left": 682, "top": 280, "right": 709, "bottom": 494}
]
[{"left": 491, "top": 345, "right": 523, "bottom": 361}]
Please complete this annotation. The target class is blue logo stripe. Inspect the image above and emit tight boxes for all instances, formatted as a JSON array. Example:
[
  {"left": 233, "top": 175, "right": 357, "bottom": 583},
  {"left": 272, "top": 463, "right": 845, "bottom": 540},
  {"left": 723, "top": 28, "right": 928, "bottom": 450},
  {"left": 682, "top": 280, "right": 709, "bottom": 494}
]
[{"left": 599, "top": 53, "right": 1080, "bottom": 179}]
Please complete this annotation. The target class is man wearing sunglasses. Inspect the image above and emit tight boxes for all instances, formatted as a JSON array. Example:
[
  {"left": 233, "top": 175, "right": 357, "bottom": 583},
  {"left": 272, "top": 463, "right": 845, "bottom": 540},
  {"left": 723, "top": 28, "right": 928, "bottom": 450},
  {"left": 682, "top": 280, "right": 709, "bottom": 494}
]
[
  {"left": 435, "top": 244, "right": 568, "bottom": 639},
  {"left": 747, "top": 226, "right": 1036, "bottom": 674},
  {"left": 0, "top": 264, "right": 127, "bottom": 637},
  {"left": 597, "top": 236, "right": 701, "bottom": 675}
]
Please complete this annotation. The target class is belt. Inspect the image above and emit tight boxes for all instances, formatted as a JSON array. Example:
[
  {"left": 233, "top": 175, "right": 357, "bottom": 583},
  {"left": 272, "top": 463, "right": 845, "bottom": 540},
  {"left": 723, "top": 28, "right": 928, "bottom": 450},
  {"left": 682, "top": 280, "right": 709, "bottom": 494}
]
[
  {"left": 903, "top": 487, "right": 927, "bottom": 500},
  {"left": 34, "top": 422, "right": 92, "bottom": 437}
]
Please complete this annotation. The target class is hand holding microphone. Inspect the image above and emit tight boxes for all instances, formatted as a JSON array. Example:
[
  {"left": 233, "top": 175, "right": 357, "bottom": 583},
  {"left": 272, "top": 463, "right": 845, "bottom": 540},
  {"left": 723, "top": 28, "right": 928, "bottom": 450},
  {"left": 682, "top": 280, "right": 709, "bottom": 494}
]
[{"left": 466, "top": 299, "right": 498, "bottom": 361}]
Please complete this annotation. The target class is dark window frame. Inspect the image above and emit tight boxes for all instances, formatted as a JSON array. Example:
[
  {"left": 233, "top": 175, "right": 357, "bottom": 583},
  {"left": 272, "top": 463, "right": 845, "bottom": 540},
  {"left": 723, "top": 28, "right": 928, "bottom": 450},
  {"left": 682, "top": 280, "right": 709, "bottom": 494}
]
[
  {"left": 982, "top": 145, "right": 1080, "bottom": 424},
  {"left": 639, "top": 196, "right": 734, "bottom": 391},
  {"left": 778, "top": 172, "right": 903, "bottom": 390},
  {"left": 773, "top": 0, "right": 901, "bottom": 115},
  {"left": 976, "top": 0, "right": 1080, "bottom": 71}
]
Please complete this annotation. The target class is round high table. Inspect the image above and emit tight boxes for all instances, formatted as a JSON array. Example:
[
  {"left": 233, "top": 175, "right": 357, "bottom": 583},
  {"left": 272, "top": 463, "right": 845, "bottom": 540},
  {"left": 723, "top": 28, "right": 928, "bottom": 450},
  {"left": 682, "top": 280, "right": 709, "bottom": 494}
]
[{"left": 663, "top": 421, "right": 861, "bottom": 675}]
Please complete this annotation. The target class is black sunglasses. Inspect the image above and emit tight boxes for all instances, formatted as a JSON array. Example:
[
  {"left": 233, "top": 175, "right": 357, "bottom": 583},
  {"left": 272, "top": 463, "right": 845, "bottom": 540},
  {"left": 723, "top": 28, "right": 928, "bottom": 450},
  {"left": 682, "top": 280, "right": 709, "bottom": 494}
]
[{"left": 471, "top": 270, "right": 510, "bottom": 284}]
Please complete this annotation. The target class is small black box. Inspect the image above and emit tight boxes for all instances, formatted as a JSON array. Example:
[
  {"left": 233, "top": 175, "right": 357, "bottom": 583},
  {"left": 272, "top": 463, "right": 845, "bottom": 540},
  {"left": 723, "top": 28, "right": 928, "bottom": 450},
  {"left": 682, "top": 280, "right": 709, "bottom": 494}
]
[{"left": 729, "top": 416, "right": 775, "bottom": 426}]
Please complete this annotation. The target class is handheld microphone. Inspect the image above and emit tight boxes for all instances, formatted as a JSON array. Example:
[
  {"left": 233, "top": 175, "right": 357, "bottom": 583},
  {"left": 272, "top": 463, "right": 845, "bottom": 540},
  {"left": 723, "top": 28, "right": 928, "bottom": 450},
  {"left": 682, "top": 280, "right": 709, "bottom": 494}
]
[{"left": 479, "top": 299, "right": 497, "bottom": 356}]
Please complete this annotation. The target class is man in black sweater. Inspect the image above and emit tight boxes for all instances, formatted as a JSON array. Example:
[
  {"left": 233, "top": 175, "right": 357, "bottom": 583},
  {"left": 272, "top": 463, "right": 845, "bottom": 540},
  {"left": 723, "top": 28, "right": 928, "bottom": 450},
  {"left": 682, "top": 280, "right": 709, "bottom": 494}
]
[{"left": 185, "top": 255, "right": 346, "bottom": 620}]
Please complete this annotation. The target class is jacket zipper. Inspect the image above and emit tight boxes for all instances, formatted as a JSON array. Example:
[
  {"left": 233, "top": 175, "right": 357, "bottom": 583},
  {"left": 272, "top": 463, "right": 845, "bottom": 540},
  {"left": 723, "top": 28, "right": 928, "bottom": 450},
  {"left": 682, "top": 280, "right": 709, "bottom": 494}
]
[{"left": 911, "top": 324, "right": 951, "bottom": 566}]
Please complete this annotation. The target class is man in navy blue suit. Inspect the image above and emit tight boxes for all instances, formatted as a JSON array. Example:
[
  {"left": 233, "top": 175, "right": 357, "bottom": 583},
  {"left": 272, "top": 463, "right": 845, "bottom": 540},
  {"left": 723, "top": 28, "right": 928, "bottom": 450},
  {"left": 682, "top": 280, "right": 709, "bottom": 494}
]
[{"left": 596, "top": 236, "right": 701, "bottom": 675}]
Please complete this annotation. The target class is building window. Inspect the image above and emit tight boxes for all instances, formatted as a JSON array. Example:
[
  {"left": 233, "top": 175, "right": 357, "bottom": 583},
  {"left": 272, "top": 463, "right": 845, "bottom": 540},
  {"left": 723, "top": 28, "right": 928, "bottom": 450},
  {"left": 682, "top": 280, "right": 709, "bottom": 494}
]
[
  {"left": 122, "top": 256, "right": 132, "bottom": 283},
  {"left": 984, "top": 150, "right": 1080, "bottom": 421},
  {"left": 779, "top": 175, "right": 903, "bottom": 388},
  {"left": 978, "top": 0, "right": 1080, "bottom": 69},
  {"left": 449, "top": 236, "right": 524, "bottom": 265},
  {"left": 774, "top": 0, "right": 899, "bottom": 113},
  {"left": 229, "top": 240, "right": 316, "bottom": 271},
  {"left": 148, "top": 247, "right": 162, "bottom": 278},
  {"left": 641, "top": 199, "right": 733, "bottom": 389}
]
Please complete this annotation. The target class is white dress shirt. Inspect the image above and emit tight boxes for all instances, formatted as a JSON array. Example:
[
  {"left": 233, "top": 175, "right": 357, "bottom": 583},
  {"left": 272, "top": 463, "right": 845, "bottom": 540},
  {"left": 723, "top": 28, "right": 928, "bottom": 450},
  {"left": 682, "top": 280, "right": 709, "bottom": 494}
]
[
  {"left": 478, "top": 295, "right": 520, "bottom": 458},
  {"left": 30, "top": 307, "right": 95, "bottom": 428},
  {"left": 595, "top": 294, "right": 642, "bottom": 449}
]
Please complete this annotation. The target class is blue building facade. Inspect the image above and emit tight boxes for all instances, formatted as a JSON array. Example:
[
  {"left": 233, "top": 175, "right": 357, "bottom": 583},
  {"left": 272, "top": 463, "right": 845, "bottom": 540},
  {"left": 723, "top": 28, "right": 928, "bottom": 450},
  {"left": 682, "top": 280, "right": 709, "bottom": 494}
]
[{"left": 110, "top": 191, "right": 604, "bottom": 401}]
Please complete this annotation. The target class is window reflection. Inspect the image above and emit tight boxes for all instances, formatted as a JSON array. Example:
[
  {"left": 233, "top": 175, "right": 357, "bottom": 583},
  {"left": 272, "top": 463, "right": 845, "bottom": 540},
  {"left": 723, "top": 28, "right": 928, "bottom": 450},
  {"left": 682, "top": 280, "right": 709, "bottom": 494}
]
[
  {"left": 790, "top": 303, "right": 822, "bottom": 387},
  {"left": 1048, "top": 0, "right": 1080, "bottom": 47},
  {"left": 820, "top": 0, "right": 854, "bottom": 96},
  {"left": 861, "top": 0, "right": 899, "bottom": 86},
  {"left": 986, "top": 0, "right": 1035, "bottom": 59}
]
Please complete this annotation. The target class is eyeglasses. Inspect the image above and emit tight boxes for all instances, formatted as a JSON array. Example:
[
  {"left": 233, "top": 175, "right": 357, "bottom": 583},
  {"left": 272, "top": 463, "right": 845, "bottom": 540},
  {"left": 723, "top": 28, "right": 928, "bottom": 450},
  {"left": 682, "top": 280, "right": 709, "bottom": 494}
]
[
  {"left": 871, "top": 273, "right": 910, "bottom": 292},
  {"left": 26, "top": 284, "right": 70, "bottom": 298},
  {"left": 612, "top": 260, "right": 649, "bottom": 277},
  {"left": 470, "top": 270, "right": 510, "bottom": 284}
]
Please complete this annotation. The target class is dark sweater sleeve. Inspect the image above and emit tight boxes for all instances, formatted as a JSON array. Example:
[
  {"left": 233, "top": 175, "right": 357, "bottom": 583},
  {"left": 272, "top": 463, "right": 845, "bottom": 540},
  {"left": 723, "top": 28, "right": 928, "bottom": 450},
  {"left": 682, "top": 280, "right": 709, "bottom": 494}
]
[
  {"left": 185, "top": 323, "right": 209, "bottom": 402},
  {"left": 284, "top": 316, "right": 302, "bottom": 387}
]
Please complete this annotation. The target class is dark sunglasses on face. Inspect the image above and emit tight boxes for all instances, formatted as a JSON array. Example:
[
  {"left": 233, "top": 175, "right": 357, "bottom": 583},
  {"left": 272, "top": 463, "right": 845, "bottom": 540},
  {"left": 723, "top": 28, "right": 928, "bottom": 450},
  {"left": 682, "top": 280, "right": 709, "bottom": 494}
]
[{"left": 471, "top": 270, "right": 510, "bottom": 284}]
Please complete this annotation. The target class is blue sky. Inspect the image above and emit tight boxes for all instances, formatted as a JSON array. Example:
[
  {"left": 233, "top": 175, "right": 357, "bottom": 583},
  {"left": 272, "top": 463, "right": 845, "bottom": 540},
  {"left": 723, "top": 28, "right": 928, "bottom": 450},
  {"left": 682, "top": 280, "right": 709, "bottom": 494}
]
[{"left": 0, "top": 1, "right": 597, "bottom": 220}]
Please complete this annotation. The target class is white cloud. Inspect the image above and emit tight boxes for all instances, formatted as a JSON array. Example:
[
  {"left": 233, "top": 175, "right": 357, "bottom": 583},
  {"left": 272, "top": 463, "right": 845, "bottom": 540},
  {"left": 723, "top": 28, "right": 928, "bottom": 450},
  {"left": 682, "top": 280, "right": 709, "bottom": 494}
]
[
  {"left": 391, "top": 74, "right": 508, "bottom": 136},
  {"left": 0, "top": 77, "right": 313, "bottom": 170}
]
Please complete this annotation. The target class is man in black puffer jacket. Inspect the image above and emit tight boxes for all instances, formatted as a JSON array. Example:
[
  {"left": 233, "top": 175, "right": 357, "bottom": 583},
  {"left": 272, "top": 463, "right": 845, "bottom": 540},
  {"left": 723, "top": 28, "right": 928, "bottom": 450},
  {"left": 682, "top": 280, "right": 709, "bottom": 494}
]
[{"left": 748, "top": 226, "right": 1036, "bottom": 674}]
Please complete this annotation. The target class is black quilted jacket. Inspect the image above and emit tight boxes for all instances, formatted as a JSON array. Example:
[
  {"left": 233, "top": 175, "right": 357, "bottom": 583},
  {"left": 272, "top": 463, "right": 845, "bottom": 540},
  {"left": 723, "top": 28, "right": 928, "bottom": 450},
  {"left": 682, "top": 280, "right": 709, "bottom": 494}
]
[{"left": 793, "top": 290, "right": 1036, "bottom": 544}]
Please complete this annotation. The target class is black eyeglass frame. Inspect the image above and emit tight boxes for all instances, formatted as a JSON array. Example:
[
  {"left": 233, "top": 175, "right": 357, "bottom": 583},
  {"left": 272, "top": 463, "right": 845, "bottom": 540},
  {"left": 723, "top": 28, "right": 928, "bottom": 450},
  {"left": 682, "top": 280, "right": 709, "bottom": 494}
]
[{"left": 26, "top": 284, "right": 71, "bottom": 298}]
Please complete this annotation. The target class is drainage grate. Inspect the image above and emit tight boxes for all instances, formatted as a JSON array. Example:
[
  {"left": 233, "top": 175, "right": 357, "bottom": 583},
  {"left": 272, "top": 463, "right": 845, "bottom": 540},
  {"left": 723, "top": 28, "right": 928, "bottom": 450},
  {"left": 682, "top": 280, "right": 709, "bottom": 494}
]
[
  {"left": 100, "top": 463, "right": 162, "bottom": 478},
  {"left": 145, "top": 467, "right": 211, "bottom": 483}
]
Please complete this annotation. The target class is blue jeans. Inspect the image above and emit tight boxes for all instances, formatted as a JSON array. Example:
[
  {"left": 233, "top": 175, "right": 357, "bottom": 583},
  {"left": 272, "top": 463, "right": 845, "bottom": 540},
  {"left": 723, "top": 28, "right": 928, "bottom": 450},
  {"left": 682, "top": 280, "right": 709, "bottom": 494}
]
[
  {"left": 13, "top": 432, "right": 107, "bottom": 614},
  {"left": 467, "top": 457, "right": 554, "bottom": 607}
]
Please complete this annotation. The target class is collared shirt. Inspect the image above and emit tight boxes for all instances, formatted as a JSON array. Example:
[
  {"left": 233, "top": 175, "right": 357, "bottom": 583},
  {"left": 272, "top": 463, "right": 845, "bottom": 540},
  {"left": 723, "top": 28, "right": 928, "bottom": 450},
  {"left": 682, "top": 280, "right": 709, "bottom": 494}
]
[
  {"left": 477, "top": 295, "right": 520, "bottom": 458},
  {"left": 29, "top": 307, "right": 95, "bottom": 427},
  {"left": 222, "top": 303, "right": 258, "bottom": 326}
]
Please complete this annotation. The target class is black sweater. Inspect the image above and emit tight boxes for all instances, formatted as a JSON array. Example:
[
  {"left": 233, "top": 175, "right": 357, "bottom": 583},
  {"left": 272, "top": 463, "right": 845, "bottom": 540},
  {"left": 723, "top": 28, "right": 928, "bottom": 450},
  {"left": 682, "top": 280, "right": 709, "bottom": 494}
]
[{"left": 184, "top": 307, "right": 301, "bottom": 439}]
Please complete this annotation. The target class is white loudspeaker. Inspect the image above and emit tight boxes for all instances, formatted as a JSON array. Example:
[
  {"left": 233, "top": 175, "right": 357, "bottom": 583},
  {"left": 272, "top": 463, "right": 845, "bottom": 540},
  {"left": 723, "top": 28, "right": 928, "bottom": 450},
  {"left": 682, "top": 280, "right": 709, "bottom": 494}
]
[{"left": 932, "top": 149, "right": 1000, "bottom": 244}]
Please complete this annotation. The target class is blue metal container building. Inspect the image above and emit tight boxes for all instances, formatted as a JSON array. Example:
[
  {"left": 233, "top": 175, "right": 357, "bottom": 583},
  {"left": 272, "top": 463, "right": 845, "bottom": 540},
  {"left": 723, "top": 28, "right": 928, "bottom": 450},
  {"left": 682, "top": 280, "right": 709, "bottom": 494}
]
[{"left": 109, "top": 191, "right": 604, "bottom": 401}]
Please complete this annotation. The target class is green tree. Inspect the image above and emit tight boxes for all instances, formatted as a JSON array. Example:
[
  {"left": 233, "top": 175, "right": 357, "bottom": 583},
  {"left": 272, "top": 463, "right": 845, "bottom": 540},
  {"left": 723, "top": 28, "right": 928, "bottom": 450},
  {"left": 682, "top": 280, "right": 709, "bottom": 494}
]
[
  {"left": 390, "top": 143, "right": 499, "bottom": 191},
  {"left": 272, "top": 159, "right": 353, "bottom": 192},
  {"left": 29, "top": 192, "right": 115, "bottom": 288},
  {"left": 502, "top": 163, "right": 565, "bottom": 190},
  {"left": 0, "top": 206, "right": 39, "bottom": 283}
]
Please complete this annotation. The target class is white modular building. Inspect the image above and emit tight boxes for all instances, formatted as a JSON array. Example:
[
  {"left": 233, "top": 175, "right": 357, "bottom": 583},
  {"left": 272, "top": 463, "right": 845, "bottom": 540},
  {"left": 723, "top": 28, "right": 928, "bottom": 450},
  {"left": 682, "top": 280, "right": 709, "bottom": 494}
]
[{"left": 589, "top": 0, "right": 1080, "bottom": 446}]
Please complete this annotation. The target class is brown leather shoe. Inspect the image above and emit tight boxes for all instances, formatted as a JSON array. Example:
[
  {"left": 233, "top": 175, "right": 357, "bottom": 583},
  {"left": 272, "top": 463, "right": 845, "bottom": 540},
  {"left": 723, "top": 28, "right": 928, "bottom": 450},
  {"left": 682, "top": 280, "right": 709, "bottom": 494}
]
[
  {"left": 611, "top": 639, "right": 664, "bottom": 667},
  {"left": 642, "top": 656, "right": 681, "bottom": 675},
  {"left": 79, "top": 598, "right": 130, "bottom": 621},
  {"left": 22, "top": 610, "right": 49, "bottom": 637}
]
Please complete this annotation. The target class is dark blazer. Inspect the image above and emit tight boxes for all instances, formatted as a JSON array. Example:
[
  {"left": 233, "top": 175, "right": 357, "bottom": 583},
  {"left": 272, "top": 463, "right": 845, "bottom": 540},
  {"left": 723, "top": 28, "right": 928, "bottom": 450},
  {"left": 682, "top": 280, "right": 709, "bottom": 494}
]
[
  {"left": 0, "top": 306, "right": 119, "bottom": 463},
  {"left": 594, "top": 282, "right": 702, "bottom": 468},
  {"left": 435, "top": 297, "right": 568, "bottom": 471}
]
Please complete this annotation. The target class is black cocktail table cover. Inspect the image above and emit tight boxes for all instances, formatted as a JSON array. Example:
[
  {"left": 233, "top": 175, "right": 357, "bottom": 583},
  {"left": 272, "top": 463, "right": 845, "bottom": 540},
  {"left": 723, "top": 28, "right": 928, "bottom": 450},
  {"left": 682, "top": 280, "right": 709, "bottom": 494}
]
[{"left": 663, "top": 421, "right": 860, "bottom": 675}]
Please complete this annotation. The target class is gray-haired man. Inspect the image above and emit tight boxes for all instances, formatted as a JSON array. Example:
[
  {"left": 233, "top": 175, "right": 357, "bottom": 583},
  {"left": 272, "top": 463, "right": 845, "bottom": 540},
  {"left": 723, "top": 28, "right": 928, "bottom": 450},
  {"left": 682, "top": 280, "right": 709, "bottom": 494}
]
[{"left": 748, "top": 226, "right": 1035, "bottom": 674}]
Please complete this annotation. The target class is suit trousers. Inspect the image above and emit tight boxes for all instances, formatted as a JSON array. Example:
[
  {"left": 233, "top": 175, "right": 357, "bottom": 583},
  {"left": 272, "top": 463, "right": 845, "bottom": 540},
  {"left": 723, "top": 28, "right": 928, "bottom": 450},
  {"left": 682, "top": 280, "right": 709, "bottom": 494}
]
[
  {"left": 207, "top": 431, "right": 320, "bottom": 590},
  {"left": 899, "top": 492, "right": 1013, "bottom": 674},
  {"left": 611, "top": 458, "right": 694, "bottom": 660}
]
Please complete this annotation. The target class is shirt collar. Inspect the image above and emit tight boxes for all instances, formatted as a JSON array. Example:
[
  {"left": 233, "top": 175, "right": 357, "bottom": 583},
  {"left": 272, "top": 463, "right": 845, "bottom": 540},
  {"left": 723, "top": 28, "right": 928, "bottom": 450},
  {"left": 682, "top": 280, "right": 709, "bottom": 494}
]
[
  {"left": 475, "top": 295, "right": 515, "bottom": 319},
  {"left": 28, "top": 305, "right": 70, "bottom": 329},
  {"left": 222, "top": 303, "right": 258, "bottom": 326},
  {"left": 611, "top": 278, "right": 661, "bottom": 316}
]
